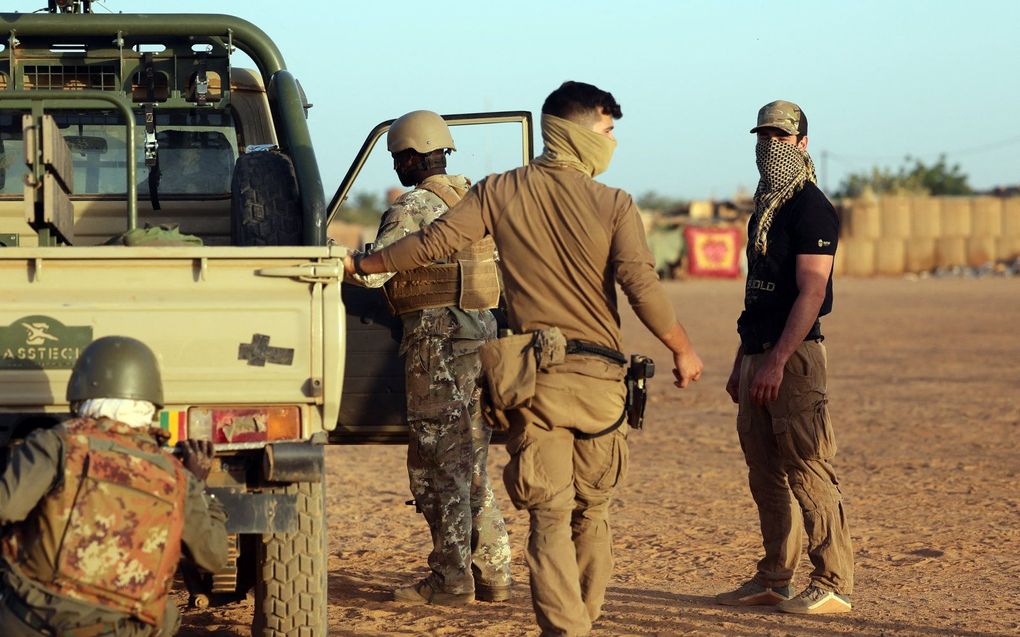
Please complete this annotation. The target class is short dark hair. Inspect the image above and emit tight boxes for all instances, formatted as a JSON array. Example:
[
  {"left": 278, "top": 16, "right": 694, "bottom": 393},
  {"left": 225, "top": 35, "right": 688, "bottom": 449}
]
[{"left": 542, "top": 81, "right": 622, "bottom": 124}]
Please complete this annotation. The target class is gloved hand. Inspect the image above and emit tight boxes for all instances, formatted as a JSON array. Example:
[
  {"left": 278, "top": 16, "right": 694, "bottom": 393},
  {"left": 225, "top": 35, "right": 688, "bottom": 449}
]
[{"left": 176, "top": 439, "right": 215, "bottom": 482}]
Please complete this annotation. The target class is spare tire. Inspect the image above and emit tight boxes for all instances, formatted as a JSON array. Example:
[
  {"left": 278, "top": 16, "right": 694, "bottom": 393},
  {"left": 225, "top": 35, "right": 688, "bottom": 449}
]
[{"left": 231, "top": 150, "right": 302, "bottom": 246}]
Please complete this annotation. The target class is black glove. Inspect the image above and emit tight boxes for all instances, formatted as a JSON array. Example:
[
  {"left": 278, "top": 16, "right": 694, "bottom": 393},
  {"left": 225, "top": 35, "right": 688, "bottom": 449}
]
[{"left": 176, "top": 439, "right": 215, "bottom": 482}]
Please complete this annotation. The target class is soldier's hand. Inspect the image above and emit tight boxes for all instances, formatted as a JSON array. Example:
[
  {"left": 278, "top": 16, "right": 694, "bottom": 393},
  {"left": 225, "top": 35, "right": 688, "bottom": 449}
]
[
  {"left": 750, "top": 356, "right": 784, "bottom": 405},
  {"left": 671, "top": 349, "right": 704, "bottom": 389},
  {"left": 343, "top": 253, "right": 357, "bottom": 276},
  {"left": 177, "top": 439, "right": 215, "bottom": 482}
]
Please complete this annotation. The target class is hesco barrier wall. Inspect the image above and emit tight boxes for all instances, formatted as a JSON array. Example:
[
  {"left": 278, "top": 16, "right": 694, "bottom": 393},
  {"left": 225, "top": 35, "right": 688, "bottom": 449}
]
[{"left": 834, "top": 196, "right": 1020, "bottom": 276}]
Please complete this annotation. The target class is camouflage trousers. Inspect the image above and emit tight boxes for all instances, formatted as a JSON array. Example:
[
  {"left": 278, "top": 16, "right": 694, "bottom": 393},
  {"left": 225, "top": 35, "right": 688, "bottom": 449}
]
[{"left": 404, "top": 318, "right": 512, "bottom": 595}]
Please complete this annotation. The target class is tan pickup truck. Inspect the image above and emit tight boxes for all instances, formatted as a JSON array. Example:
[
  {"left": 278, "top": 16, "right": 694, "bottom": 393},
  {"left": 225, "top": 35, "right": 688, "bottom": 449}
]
[{"left": 0, "top": 6, "right": 531, "bottom": 635}]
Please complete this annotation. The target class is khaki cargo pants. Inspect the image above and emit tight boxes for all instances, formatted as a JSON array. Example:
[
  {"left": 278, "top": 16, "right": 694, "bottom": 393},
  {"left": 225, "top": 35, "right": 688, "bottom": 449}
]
[
  {"left": 503, "top": 371, "right": 628, "bottom": 637},
  {"left": 737, "top": 340, "right": 854, "bottom": 594}
]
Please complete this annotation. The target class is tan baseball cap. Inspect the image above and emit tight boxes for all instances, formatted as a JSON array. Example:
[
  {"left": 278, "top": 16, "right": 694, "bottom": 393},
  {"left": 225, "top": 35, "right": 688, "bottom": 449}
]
[{"left": 750, "top": 100, "right": 807, "bottom": 136}]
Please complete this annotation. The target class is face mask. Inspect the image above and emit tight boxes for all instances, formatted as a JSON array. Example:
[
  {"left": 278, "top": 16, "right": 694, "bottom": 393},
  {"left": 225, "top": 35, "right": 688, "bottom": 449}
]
[
  {"left": 755, "top": 137, "right": 808, "bottom": 191},
  {"left": 751, "top": 137, "right": 817, "bottom": 255},
  {"left": 537, "top": 114, "right": 616, "bottom": 177},
  {"left": 588, "top": 136, "right": 616, "bottom": 177}
]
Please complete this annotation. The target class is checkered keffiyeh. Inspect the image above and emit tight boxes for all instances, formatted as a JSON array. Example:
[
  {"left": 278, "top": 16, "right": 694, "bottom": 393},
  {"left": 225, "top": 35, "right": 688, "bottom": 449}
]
[{"left": 752, "top": 138, "right": 817, "bottom": 255}]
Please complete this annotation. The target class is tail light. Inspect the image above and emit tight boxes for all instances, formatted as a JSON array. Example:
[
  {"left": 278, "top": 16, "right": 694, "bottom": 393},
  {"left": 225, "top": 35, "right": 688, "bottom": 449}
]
[{"left": 187, "top": 406, "right": 301, "bottom": 444}]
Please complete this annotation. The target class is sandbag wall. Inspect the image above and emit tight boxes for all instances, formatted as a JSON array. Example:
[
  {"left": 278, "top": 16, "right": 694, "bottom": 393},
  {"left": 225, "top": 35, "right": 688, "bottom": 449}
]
[{"left": 834, "top": 196, "right": 1020, "bottom": 276}]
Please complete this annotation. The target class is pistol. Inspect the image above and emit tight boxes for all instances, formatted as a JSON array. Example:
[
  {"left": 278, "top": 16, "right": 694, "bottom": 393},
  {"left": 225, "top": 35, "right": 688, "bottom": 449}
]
[{"left": 626, "top": 354, "right": 655, "bottom": 429}]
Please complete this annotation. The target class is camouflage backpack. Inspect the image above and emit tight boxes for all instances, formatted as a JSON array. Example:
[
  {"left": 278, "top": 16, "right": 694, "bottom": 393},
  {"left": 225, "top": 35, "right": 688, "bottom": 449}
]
[{"left": 1, "top": 417, "right": 188, "bottom": 627}]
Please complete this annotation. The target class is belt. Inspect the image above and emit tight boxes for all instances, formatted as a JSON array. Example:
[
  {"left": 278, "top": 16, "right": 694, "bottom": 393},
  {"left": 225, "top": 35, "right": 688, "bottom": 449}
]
[
  {"left": 1, "top": 588, "right": 117, "bottom": 637},
  {"left": 744, "top": 321, "right": 823, "bottom": 355},
  {"left": 565, "top": 340, "right": 627, "bottom": 365}
]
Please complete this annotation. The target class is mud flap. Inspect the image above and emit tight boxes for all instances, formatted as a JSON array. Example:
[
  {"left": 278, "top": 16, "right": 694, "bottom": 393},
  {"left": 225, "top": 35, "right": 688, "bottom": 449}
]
[{"left": 208, "top": 490, "right": 298, "bottom": 534}]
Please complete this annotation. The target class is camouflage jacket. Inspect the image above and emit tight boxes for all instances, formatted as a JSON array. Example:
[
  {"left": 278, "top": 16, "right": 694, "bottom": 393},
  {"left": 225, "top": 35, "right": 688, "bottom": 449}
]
[
  {"left": 349, "top": 174, "right": 493, "bottom": 347},
  {"left": 0, "top": 421, "right": 228, "bottom": 634}
]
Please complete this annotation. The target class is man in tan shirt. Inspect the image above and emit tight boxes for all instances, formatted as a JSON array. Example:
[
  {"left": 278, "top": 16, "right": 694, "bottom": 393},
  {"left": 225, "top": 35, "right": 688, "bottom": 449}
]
[{"left": 347, "top": 81, "right": 703, "bottom": 637}]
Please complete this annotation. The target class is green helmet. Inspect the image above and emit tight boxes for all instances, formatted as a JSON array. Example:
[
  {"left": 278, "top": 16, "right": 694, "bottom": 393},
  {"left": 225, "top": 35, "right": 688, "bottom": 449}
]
[{"left": 66, "top": 336, "right": 164, "bottom": 407}]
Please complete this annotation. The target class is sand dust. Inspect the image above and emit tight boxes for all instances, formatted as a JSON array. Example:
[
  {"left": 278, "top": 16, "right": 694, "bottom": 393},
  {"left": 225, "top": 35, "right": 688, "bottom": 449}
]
[{"left": 179, "top": 277, "right": 1020, "bottom": 636}]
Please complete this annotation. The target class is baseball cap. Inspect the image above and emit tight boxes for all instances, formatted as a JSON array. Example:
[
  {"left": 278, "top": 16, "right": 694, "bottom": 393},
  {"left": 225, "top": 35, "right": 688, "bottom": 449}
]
[{"left": 750, "top": 100, "right": 808, "bottom": 136}]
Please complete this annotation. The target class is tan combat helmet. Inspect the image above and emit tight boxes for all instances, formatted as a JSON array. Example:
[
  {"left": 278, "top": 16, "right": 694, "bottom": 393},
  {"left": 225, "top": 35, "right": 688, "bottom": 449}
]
[
  {"left": 387, "top": 110, "right": 456, "bottom": 154},
  {"left": 66, "top": 336, "right": 164, "bottom": 407}
]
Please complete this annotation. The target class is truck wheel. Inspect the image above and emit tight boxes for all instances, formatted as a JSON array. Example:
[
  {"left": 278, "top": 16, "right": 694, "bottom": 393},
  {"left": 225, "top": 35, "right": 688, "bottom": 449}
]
[
  {"left": 251, "top": 480, "right": 328, "bottom": 637},
  {"left": 231, "top": 150, "right": 302, "bottom": 246}
]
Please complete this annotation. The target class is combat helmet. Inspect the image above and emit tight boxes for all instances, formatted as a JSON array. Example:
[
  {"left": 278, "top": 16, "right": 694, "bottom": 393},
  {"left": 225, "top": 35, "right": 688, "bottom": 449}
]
[
  {"left": 387, "top": 110, "right": 456, "bottom": 154},
  {"left": 66, "top": 336, "right": 164, "bottom": 407}
]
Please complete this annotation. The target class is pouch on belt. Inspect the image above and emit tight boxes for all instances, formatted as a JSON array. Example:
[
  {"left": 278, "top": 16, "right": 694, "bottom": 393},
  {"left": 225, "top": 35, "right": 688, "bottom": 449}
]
[{"left": 478, "top": 327, "right": 566, "bottom": 430}]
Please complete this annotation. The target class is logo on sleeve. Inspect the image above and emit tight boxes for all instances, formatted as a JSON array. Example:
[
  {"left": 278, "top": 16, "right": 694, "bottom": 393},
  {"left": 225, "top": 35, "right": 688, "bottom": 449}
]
[{"left": 818, "top": 239, "right": 832, "bottom": 248}]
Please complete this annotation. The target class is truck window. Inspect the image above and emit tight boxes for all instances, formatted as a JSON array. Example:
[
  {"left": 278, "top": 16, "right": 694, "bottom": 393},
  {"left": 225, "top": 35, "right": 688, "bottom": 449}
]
[{"left": 0, "top": 109, "right": 238, "bottom": 197}]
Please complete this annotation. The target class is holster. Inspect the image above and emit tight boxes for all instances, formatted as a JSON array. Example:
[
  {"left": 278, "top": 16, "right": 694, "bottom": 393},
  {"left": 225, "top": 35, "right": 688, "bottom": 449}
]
[
  {"left": 478, "top": 327, "right": 567, "bottom": 431},
  {"left": 625, "top": 354, "right": 656, "bottom": 430}
]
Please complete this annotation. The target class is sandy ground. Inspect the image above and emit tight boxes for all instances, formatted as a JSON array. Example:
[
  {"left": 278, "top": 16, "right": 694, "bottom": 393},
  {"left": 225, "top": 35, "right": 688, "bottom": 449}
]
[{"left": 179, "top": 277, "right": 1020, "bottom": 636}]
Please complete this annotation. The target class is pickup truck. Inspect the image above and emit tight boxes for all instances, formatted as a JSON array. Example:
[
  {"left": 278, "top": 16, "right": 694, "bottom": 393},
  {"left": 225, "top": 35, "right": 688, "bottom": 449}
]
[{"left": 0, "top": 5, "right": 532, "bottom": 635}]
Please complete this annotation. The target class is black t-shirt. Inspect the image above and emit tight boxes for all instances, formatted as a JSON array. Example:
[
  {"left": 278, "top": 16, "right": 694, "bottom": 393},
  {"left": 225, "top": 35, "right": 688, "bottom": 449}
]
[{"left": 738, "top": 182, "right": 839, "bottom": 352}]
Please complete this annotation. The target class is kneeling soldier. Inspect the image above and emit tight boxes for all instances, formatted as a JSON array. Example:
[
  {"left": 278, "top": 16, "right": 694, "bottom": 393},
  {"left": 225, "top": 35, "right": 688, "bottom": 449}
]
[{"left": 0, "top": 336, "right": 228, "bottom": 636}]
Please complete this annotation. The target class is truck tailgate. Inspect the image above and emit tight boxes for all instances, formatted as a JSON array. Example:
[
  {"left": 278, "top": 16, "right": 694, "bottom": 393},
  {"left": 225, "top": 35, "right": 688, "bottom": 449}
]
[{"left": 0, "top": 245, "right": 344, "bottom": 432}]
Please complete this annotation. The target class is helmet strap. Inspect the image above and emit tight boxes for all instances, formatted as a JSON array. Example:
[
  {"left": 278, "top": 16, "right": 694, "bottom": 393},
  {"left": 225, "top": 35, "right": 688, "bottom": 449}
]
[
  {"left": 395, "top": 149, "right": 449, "bottom": 186},
  {"left": 415, "top": 151, "right": 448, "bottom": 172}
]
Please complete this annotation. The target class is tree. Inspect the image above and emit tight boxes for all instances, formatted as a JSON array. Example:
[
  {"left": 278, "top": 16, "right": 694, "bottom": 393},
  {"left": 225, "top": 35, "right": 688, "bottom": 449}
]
[
  {"left": 636, "top": 191, "right": 688, "bottom": 214},
  {"left": 834, "top": 154, "right": 972, "bottom": 198},
  {"left": 341, "top": 191, "right": 385, "bottom": 226}
]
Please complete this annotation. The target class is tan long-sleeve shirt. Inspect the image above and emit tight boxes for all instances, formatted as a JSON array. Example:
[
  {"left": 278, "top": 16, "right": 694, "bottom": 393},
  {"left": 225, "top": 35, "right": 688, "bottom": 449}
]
[{"left": 379, "top": 163, "right": 676, "bottom": 352}]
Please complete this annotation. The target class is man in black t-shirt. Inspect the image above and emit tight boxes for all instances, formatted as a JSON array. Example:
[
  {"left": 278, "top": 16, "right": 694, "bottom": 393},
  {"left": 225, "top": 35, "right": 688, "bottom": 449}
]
[{"left": 716, "top": 100, "right": 855, "bottom": 615}]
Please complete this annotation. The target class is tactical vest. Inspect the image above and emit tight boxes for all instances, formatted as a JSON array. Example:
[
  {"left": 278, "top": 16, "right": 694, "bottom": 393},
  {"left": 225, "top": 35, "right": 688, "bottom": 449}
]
[
  {"left": 1, "top": 418, "right": 188, "bottom": 627},
  {"left": 384, "top": 178, "right": 502, "bottom": 315}
]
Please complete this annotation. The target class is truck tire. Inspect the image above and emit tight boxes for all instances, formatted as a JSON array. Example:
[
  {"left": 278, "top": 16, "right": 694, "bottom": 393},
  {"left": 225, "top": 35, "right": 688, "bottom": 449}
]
[
  {"left": 231, "top": 150, "right": 302, "bottom": 246},
  {"left": 251, "top": 480, "right": 328, "bottom": 637}
]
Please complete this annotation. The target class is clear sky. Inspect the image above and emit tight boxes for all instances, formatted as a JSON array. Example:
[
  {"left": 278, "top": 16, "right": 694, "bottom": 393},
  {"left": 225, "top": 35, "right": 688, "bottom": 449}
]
[{"left": 6, "top": 0, "right": 1019, "bottom": 203}]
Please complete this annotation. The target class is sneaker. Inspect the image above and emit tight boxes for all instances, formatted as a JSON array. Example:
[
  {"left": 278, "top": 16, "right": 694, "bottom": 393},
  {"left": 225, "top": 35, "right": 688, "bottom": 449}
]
[
  {"left": 716, "top": 580, "right": 792, "bottom": 606},
  {"left": 777, "top": 585, "right": 852, "bottom": 614},
  {"left": 475, "top": 581, "right": 512, "bottom": 603},
  {"left": 392, "top": 579, "right": 473, "bottom": 606}
]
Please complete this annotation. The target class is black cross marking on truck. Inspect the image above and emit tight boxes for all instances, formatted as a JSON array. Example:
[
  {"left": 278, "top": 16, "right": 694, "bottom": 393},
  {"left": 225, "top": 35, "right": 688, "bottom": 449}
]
[{"left": 238, "top": 334, "right": 295, "bottom": 367}]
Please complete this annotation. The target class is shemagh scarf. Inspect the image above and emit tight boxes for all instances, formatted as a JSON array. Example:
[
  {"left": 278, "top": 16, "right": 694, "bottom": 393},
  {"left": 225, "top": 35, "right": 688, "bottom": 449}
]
[
  {"left": 532, "top": 114, "right": 616, "bottom": 177},
  {"left": 752, "top": 138, "right": 817, "bottom": 255},
  {"left": 76, "top": 398, "right": 157, "bottom": 429}
]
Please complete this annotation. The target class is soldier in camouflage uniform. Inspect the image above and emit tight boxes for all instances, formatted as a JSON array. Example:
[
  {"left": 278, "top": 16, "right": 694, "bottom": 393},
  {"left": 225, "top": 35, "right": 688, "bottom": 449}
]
[
  {"left": 348, "top": 110, "right": 512, "bottom": 606},
  {"left": 0, "top": 336, "right": 228, "bottom": 636}
]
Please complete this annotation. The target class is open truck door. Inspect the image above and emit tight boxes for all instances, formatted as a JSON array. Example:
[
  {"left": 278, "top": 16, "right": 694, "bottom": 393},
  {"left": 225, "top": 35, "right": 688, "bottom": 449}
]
[{"left": 327, "top": 111, "right": 534, "bottom": 443}]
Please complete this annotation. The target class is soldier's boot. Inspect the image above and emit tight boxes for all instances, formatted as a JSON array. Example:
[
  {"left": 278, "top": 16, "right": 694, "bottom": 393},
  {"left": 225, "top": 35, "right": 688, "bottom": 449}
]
[
  {"left": 392, "top": 579, "right": 473, "bottom": 607},
  {"left": 471, "top": 565, "right": 512, "bottom": 602},
  {"left": 475, "top": 582, "right": 512, "bottom": 603},
  {"left": 776, "top": 585, "right": 851, "bottom": 614},
  {"left": 716, "top": 579, "right": 792, "bottom": 606}
]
